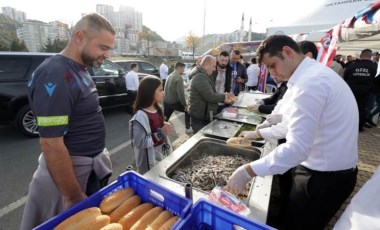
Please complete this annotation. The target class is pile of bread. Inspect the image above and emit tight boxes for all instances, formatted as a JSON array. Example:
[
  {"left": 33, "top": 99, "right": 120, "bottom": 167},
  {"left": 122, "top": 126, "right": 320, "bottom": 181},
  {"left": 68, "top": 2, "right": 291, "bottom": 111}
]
[{"left": 54, "top": 187, "right": 179, "bottom": 230}]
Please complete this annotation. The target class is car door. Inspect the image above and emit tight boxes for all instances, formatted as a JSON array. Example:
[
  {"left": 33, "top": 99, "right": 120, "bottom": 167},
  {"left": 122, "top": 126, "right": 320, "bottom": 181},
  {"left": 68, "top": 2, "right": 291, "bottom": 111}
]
[{"left": 88, "top": 60, "right": 128, "bottom": 108}]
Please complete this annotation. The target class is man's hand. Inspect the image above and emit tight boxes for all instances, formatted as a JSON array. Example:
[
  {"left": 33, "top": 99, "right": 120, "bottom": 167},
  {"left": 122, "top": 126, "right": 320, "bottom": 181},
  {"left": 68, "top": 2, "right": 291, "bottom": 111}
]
[
  {"left": 236, "top": 77, "right": 244, "bottom": 83},
  {"left": 224, "top": 92, "right": 236, "bottom": 104},
  {"left": 256, "top": 121, "right": 271, "bottom": 130},
  {"left": 266, "top": 114, "right": 283, "bottom": 125},
  {"left": 239, "top": 131, "right": 259, "bottom": 140},
  {"left": 226, "top": 164, "right": 253, "bottom": 194},
  {"left": 64, "top": 193, "right": 87, "bottom": 209}
]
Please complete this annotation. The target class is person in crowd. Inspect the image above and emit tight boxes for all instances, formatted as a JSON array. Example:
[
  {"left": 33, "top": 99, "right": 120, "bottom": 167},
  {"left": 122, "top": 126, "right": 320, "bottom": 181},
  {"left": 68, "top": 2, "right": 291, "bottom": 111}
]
[
  {"left": 251, "top": 75, "right": 287, "bottom": 114},
  {"left": 344, "top": 55, "right": 355, "bottom": 70},
  {"left": 21, "top": 13, "right": 114, "bottom": 230},
  {"left": 298, "top": 40, "right": 318, "bottom": 60},
  {"left": 344, "top": 49, "right": 377, "bottom": 132},
  {"left": 212, "top": 51, "right": 232, "bottom": 113},
  {"left": 129, "top": 76, "right": 173, "bottom": 174},
  {"left": 188, "top": 55, "right": 235, "bottom": 133},
  {"left": 227, "top": 35, "right": 358, "bottom": 230},
  {"left": 245, "top": 57, "right": 260, "bottom": 91},
  {"left": 229, "top": 49, "right": 248, "bottom": 95},
  {"left": 168, "top": 59, "right": 176, "bottom": 75},
  {"left": 159, "top": 58, "right": 169, "bottom": 89},
  {"left": 335, "top": 54, "right": 345, "bottom": 68},
  {"left": 330, "top": 59, "right": 344, "bottom": 77},
  {"left": 125, "top": 63, "right": 139, "bottom": 113},
  {"left": 164, "top": 61, "right": 192, "bottom": 134},
  {"left": 366, "top": 74, "right": 380, "bottom": 127}
]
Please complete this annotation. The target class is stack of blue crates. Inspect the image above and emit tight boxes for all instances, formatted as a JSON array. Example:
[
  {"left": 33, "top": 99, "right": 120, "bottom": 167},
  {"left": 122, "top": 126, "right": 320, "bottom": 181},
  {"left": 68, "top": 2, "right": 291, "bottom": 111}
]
[
  {"left": 175, "top": 199, "right": 275, "bottom": 230},
  {"left": 34, "top": 171, "right": 192, "bottom": 230}
]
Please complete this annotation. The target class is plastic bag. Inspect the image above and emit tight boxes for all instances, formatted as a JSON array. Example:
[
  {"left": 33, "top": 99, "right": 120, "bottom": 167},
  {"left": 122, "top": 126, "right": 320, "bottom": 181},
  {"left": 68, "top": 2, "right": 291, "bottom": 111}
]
[{"left": 208, "top": 186, "right": 251, "bottom": 216}]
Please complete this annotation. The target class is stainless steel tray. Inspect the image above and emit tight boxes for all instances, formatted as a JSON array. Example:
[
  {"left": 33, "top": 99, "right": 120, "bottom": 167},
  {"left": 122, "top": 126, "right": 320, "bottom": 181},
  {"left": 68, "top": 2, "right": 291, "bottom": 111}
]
[
  {"left": 215, "top": 110, "right": 264, "bottom": 125},
  {"left": 233, "top": 92, "right": 272, "bottom": 108},
  {"left": 200, "top": 120, "right": 242, "bottom": 139}
]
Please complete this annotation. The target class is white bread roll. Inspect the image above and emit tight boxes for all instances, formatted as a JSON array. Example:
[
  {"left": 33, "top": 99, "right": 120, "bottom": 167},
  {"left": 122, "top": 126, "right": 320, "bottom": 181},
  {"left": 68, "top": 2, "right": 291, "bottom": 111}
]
[
  {"left": 100, "top": 187, "right": 135, "bottom": 213},
  {"left": 109, "top": 195, "right": 141, "bottom": 223},
  {"left": 146, "top": 210, "right": 173, "bottom": 230},
  {"left": 99, "top": 223, "right": 123, "bottom": 230},
  {"left": 118, "top": 203, "right": 154, "bottom": 229},
  {"left": 75, "top": 214, "right": 110, "bottom": 230},
  {"left": 158, "top": 216, "right": 179, "bottom": 230},
  {"left": 130, "top": 206, "right": 163, "bottom": 230},
  {"left": 53, "top": 207, "right": 101, "bottom": 230}
]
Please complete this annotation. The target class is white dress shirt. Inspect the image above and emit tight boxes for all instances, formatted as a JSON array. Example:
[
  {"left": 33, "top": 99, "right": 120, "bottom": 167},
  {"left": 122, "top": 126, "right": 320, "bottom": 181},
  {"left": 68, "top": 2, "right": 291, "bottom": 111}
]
[
  {"left": 246, "top": 64, "right": 260, "bottom": 87},
  {"left": 159, "top": 63, "right": 168, "bottom": 80},
  {"left": 252, "top": 57, "right": 358, "bottom": 176},
  {"left": 125, "top": 70, "right": 139, "bottom": 91},
  {"left": 259, "top": 91, "right": 292, "bottom": 140}
]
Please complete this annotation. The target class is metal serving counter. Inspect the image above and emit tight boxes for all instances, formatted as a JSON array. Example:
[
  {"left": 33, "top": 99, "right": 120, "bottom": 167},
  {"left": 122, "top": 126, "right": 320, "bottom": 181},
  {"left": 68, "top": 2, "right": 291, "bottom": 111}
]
[{"left": 144, "top": 122, "right": 276, "bottom": 224}]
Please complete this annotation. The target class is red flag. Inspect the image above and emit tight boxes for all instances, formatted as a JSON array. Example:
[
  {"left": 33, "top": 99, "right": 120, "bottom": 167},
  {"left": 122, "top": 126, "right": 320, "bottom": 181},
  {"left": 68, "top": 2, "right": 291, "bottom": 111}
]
[
  {"left": 317, "top": 23, "right": 341, "bottom": 67},
  {"left": 257, "top": 65, "right": 267, "bottom": 93}
]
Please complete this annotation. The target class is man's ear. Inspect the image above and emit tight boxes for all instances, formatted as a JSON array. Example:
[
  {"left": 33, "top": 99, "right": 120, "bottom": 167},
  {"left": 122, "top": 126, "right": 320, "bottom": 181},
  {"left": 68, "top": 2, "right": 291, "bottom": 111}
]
[
  {"left": 282, "top": 46, "right": 294, "bottom": 59},
  {"left": 74, "top": 30, "right": 86, "bottom": 45}
]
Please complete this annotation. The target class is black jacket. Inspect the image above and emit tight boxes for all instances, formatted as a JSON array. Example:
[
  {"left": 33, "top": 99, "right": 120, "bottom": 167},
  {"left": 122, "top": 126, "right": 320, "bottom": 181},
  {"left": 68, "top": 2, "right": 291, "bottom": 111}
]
[
  {"left": 344, "top": 59, "right": 377, "bottom": 92},
  {"left": 258, "top": 81, "right": 288, "bottom": 114},
  {"left": 211, "top": 64, "right": 232, "bottom": 93}
]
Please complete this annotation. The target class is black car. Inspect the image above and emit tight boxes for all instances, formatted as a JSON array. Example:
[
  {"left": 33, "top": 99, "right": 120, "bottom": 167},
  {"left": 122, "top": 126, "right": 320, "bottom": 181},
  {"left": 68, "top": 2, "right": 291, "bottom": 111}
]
[
  {"left": 0, "top": 52, "right": 130, "bottom": 137},
  {"left": 113, "top": 59, "right": 160, "bottom": 78}
]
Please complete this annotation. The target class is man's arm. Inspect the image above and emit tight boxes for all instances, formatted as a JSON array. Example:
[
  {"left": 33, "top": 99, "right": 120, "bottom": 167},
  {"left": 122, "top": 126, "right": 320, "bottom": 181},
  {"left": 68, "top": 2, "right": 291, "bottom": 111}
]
[{"left": 40, "top": 137, "right": 86, "bottom": 207}]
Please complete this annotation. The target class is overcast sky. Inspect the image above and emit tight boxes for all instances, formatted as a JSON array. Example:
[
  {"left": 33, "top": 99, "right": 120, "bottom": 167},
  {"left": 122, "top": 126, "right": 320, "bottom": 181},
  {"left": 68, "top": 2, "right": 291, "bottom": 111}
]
[{"left": 0, "top": 0, "right": 372, "bottom": 41}]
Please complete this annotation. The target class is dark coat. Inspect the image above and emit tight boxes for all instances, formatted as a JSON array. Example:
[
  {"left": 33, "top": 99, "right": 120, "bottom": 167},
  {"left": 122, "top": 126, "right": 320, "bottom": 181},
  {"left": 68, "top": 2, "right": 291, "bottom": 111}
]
[
  {"left": 258, "top": 81, "right": 288, "bottom": 114},
  {"left": 344, "top": 59, "right": 377, "bottom": 92}
]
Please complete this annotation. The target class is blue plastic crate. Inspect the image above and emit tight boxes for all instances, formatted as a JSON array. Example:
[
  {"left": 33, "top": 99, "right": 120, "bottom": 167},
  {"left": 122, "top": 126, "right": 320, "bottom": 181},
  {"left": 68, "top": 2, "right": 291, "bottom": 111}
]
[
  {"left": 34, "top": 171, "right": 192, "bottom": 230},
  {"left": 175, "top": 199, "right": 275, "bottom": 230}
]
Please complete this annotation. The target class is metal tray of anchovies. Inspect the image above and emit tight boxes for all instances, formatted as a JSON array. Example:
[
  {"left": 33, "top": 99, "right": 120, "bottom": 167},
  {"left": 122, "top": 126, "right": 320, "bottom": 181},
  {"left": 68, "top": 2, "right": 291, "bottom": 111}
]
[{"left": 200, "top": 119, "right": 242, "bottom": 139}]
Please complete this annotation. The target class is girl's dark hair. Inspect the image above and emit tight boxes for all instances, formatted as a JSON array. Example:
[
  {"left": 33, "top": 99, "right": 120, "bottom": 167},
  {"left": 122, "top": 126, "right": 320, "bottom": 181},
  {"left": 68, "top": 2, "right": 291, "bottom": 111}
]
[{"left": 133, "top": 76, "right": 163, "bottom": 116}]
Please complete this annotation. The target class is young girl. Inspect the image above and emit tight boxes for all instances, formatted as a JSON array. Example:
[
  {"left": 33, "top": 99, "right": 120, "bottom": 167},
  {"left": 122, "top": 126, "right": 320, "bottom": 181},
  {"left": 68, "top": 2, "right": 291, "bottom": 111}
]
[{"left": 129, "top": 76, "right": 173, "bottom": 174}]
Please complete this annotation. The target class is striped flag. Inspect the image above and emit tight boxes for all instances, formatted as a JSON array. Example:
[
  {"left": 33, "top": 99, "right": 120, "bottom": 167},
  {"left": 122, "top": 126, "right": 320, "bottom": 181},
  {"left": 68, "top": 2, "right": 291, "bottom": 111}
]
[{"left": 316, "top": 23, "right": 341, "bottom": 67}]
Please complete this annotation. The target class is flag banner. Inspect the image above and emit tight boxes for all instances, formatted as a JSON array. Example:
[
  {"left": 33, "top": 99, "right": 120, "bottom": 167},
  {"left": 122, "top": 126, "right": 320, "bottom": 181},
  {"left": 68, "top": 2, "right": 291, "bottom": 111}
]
[
  {"left": 257, "top": 65, "right": 267, "bottom": 93},
  {"left": 317, "top": 23, "right": 341, "bottom": 67}
]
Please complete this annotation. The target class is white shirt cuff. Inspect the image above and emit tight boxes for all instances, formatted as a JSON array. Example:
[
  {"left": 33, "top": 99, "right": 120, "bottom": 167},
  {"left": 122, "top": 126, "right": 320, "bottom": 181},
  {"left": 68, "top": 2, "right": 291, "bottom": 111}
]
[
  {"left": 258, "top": 127, "right": 273, "bottom": 139},
  {"left": 250, "top": 157, "right": 271, "bottom": 177}
]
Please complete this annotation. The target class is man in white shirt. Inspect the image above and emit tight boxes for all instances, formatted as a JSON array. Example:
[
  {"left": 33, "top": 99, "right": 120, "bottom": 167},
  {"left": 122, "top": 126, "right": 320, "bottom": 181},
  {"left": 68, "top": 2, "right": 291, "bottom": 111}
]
[
  {"left": 125, "top": 63, "right": 139, "bottom": 113},
  {"left": 245, "top": 57, "right": 260, "bottom": 91},
  {"left": 227, "top": 35, "right": 358, "bottom": 230},
  {"left": 159, "top": 59, "right": 169, "bottom": 89}
]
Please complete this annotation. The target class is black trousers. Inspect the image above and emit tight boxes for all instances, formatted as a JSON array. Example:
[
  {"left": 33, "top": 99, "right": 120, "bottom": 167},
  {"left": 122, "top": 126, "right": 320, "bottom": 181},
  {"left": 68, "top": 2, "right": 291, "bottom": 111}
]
[
  {"left": 164, "top": 101, "right": 190, "bottom": 129},
  {"left": 352, "top": 90, "right": 370, "bottom": 129},
  {"left": 282, "top": 165, "right": 357, "bottom": 230},
  {"left": 190, "top": 116, "right": 210, "bottom": 133},
  {"left": 85, "top": 170, "right": 111, "bottom": 196}
]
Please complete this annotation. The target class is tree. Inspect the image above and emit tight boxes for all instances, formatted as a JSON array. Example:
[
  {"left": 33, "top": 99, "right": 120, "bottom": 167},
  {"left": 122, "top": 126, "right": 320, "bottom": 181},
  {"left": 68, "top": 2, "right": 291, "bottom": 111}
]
[
  {"left": 0, "top": 40, "right": 10, "bottom": 51},
  {"left": 10, "top": 38, "right": 28, "bottom": 51},
  {"left": 41, "top": 38, "right": 68, "bottom": 53},
  {"left": 185, "top": 32, "right": 201, "bottom": 59}
]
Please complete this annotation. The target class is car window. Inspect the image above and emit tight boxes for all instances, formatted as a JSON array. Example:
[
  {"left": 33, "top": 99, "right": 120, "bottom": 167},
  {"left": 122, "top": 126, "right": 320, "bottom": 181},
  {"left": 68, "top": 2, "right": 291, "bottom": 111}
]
[
  {"left": 90, "top": 61, "right": 120, "bottom": 76},
  {"left": 115, "top": 61, "right": 131, "bottom": 71},
  {"left": 140, "top": 62, "right": 156, "bottom": 72},
  {"left": 0, "top": 57, "right": 30, "bottom": 81}
]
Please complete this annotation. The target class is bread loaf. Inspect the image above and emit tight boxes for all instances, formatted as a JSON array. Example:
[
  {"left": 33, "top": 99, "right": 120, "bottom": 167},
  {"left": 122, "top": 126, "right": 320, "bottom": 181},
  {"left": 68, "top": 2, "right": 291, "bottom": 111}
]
[
  {"left": 75, "top": 215, "right": 110, "bottom": 230},
  {"left": 130, "top": 206, "right": 163, "bottom": 230},
  {"left": 99, "top": 223, "right": 123, "bottom": 230},
  {"left": 146, "top": 210, "right": 173, "bottom": 230},
  {"left": 54, "top": 207, "right": 101, "bottom": 230},
  {"left": 158, "top": 216, "right": 179, "bottom": 230},
  {"left": 109, "top": 195, "right": 141, "bottom": 223},
  {"left": 118, "top": 203, "right": 154, "bottom": 229},
  {"left": 100, "top": 187, "right": 135, "bottom": 213}
]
